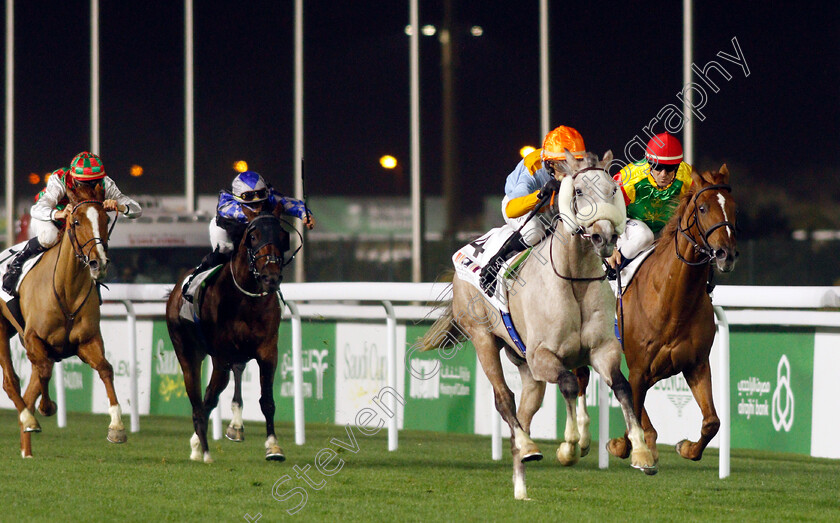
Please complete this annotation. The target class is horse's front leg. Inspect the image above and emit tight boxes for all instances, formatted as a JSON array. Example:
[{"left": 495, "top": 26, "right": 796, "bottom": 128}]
[
  {"left": 76, "top": 333, "right": 126, "bottom": 443},
  {"left": 590, "top": 342, "right": 657, "bottom": 475},
  {"left": 677, "top": 360, "right": 720, "bottom": 461},
  {"left": 225, "top": 363, "right": 246, "bottom": 442},
  {"left": 574, "top": 366, "right": 591, "bottom": 457},
  {"left": 556, "top": 370, "right": 582, "bottom": 466},
  {"left": 257, "top": 352, "right": 284, "bottom": 461}
]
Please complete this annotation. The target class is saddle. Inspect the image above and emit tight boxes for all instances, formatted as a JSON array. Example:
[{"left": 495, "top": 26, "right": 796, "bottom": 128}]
[{"left": 179, "top": 265, "right": 223, "bottom": 323}]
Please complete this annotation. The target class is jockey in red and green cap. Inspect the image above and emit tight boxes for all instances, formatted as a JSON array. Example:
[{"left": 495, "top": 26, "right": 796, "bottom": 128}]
[
  {"left": 2, "top": 152, "right": 142, "bottom": 296},
  {"left": 607, "top": 132, "right": 694, "bottom": 273}
]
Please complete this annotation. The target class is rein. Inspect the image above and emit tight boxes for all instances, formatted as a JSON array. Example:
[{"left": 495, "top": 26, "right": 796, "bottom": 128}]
[
  {"left": 674, "top": 184, "right": 735, "bottom": 266},
  {"left": 229, "top": 214, "right": 286, "bottom": 299}
]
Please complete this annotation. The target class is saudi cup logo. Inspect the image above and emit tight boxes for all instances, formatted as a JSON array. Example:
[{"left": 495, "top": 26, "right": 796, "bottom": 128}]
[{"left": 771, "top": 355, "right": 794, "bottom": 432}]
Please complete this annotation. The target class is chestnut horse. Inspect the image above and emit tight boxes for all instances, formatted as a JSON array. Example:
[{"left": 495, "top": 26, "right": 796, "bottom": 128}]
[
  {"left": 582, "top": 165, "right": 737, "bottom": 465},
  {"left": 420, "top": 150, "right": 656, "bottom": 500},
  {"left": 0, "top": 183, "right": 125, "bottom": 457},
  {"left": 166, "top": 208, "right": 288, "bottom": 462}
]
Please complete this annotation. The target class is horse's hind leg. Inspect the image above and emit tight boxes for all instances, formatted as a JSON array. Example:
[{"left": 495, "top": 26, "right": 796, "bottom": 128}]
[
  {"left": 76, "top": 334, "right": 126, "bottom": 443},
  {"left": 225, "top": 363, "right": 246, "bottom": 442},
  {"left": 0, "top": 326, "right": 40, "bottom": 439},
  {"left": 21, "top": 357, "right": 56, "bottom": 417},
  {"left": 574, "top": 366, "right": 592, "bottom": 457},
  {"left": 677, "top": 361, "right": 719, "bottom": 461},
  {"left": 257, "top": 354, "right": 284, "bottom": 462}
]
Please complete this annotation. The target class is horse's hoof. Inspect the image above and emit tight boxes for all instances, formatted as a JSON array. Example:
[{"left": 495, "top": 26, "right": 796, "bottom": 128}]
[
  {"left": 38, "top": 399, "right": 57, "bottom": 417},
  {"left": 607, "top": 438, "right": 630, "bottom": 459},
  {"left": 675, "top": 439, "right": 701, "bottom": 460},
  {"left": 23, "top": 424, "right": 41, "bottom": 433},
  {"left": 21, "top": 452, "right": 33, "bottom": 459},
  {"left": 266, "top": 445, "right": 286, "bottom": 462},
  {"left": 203, "top": 452, "right": 214, "bottom": 464},
  {"left": 225, "top": 426, "right": 245, "bottom": 442},
  {"left": 580, "top": 443, "right": 591, "bottom": 458},
  {"left": 520, "top": 451, "right": 543, "bottom": 463},
  {"left": 556, "top": 442, "right": 581, "bottom": 466},
  {"left": 107, "top": 428, "right": 127, "bottom": 443}
]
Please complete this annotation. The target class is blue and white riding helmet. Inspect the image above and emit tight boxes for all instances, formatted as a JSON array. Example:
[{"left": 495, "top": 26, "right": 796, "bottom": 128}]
[{"left": 231, "top": 170, "right": 269, "bottom": 203}]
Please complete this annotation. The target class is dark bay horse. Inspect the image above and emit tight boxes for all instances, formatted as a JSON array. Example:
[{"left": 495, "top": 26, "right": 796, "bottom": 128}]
[
  {"left": 166, "top": 208, "right": 288, "bottom": 462},
  {"left": 420, "top": 150, "right": 656, "bottom": 500},
  {"left": 592, "top": 165, "right": 737, "bottom": 464},
  {"left": 0, "top": 183, "right": 125, "bottom": 457}
]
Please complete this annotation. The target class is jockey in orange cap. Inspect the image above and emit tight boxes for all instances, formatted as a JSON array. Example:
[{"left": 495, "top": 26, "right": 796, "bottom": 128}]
[
  {"left": 607, "top": 132, "right": 693, "bottom": 275},
  {"left": 2, "top": 152, "right": 142, "bottom": 296},
  {"left": 479, "top": 125, "right": 586, "bottom": 296}
]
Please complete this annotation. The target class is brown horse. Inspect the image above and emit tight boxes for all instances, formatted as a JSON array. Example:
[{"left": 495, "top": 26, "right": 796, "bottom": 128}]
[
  {"left": 166, "top": 208, "right": 288, "bottom": 462},
  {"left": 593, "top": 165, "right": 737, "bottom": 464},
  {"left": 0, "top": 183, "right": 126, "bottom": 457}
]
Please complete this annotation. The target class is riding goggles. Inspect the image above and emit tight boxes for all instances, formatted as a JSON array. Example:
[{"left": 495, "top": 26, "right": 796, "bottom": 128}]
[
  {"left": 236, "top": 188, "right": 269, "bottom": 202},
  {"left": 647, "top": 162, "right": 679, "bottom": 173}
]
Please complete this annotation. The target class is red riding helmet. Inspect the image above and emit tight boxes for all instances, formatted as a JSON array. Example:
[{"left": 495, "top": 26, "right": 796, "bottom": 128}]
[{"left": 645, "top": 133, "right": 683, "bottom": 166}]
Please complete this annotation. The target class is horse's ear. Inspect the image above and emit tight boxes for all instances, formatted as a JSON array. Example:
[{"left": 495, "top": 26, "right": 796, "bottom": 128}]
[
  {"left": 718, "top": 163, "right": 730, "bottom": 184},
  {"left": 95, "top": 182, "right": 105, "bottom": 201},
  {"left": 601, "top": 150, "right": 613, "bottom": 165},
  {"left": 689, "top": 167, "right": 706, "bottom": 188}
]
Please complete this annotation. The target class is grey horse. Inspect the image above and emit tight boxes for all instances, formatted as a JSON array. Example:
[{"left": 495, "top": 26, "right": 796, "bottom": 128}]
[{"left": 419, "top": 149, "right": 656, "bottom": 500}]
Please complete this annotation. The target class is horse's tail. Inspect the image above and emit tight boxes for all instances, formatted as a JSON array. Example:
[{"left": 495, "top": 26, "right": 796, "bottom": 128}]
[{"left": 417, "top": 277, "right": 466, "bottom": 352}]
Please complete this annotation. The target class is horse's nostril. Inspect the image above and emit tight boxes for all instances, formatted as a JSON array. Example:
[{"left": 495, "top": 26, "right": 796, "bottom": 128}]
[
  {"left": 611, "top": 234, "right": 618, "bottom": 244},
  {"left": 89, "top": 260, "right": 99, "bottom": 270},
  {"left": 715, "top": 249, "right": 727, "bottom": 260},
  {"left": 591, "top": 234, "right": 602, "bottom": 245}
]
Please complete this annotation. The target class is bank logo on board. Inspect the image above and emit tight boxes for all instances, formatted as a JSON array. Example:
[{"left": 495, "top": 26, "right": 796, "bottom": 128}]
[{"left": 771, "top": 355, "right": 794, "bottom": 432}]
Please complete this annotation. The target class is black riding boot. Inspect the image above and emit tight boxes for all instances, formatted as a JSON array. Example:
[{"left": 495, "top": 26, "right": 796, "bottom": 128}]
[
  {"left": 182, "top": 249, "right": 231, "bottom": 301},
  {"left": 2, "top": 238, "right": 46, "bottom": 296},
  {"left": 479, "top": 232, "right": 524, "bottom": 297}
]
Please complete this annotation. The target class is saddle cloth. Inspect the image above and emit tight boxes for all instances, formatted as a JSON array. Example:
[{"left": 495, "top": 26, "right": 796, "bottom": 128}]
[
  {"left": 609, "top": 244, "right": 656, "bottom": 297},
  {"left": 178, "top": 265, "right": 223, "bottom": 322},
  {"left": 0, "top": 241, "right": 48, "bottom": 303},
  {"left": 453, "top": 226, "right": 527, "bottom": 314}
]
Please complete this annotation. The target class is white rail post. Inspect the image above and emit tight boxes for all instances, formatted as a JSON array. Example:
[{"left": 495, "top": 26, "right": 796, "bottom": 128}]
[
  {"left": 55, "top": 361, "right": 67, "bottom": 428},
  {"left": 287, "top": 300, "right": 305, "bottom": 445},
  {"left": 714, "top": 305, "right": 730, "bottom": 478},
  {"left": 121, "top": 300, "right": 139, "bottom": 432},
  {"left": 382, "top": 300, "right": 398, "bottom": 451},
  {"left": 599, "top": 374, "right": 610, "bottom": 469}
]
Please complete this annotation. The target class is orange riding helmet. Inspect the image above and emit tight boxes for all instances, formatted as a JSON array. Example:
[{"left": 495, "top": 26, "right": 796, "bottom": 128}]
[{"left": 541, "top": 126, "right": 586, "bottom": 161}]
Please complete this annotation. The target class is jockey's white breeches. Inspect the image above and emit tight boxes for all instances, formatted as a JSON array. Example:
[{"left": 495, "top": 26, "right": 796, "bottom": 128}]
[
  {"left": 616, "top": 219, "right": 655, "bottom": 260},
  {"left": 209, "top": 216, "right": 235, "bottom": 254},
  {"left": 501, "top": 195, "right": 554, "bottom": 247},
  {"left": 30, "top": 218, "right": 61, "bottom": 248}
]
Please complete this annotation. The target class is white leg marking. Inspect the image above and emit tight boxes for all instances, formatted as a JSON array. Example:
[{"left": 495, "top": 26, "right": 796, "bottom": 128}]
[
  {"left": 717, "top": 194, "right": 731, "bottom": 238},
  {"left": 265, "top": 434, "right": 278, "bottom": 449},
  {"left": 513, "top": 472, "right": 528, "bottom": 500},
  {"left": 230, "top": 402, "right": 243, "bottom": 428},
  {"left": 108, "top": 404, "right": 124, "bottom": 430},
  {"left": 190, "top": 433, "right": 203, "bottom": 461}
]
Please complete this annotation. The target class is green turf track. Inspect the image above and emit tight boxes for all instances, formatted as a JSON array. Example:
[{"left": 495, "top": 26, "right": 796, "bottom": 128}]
[{"left": 0, "top": 410, "right": 837, "bottom": 522}]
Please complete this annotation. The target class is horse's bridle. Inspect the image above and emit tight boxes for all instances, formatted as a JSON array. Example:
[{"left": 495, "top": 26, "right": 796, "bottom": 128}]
[
  {"left": 674, "top": 184, "right": 736, "bottom": 266},
  {"left": 230, "top": 214, "right": 287, "bottom": 298},
  {"left": 548, "top": 166, "right": 613, "bottom": 281},
  {"left": 66, "top": 199, "right": 117, "bottom": 267}
]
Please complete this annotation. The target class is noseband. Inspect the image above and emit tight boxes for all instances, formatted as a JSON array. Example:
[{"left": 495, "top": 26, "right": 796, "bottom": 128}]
[
  {"left": 244, "top": 215, "right": 286, "bottom": 279},
  {"left": 675, "top": 184, "right": 736, "bottom": 266}
]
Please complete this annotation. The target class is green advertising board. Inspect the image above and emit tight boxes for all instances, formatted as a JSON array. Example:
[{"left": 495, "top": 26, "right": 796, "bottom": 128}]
[
  {"left": 730, "top": 328, "right": 813, "bottom": 454},
  {"left": 275, "top": 320, "right": 336, "bottom": 424},
  {"left": 403, "top": 325, "right": 476, "bottom": 434},
  {"left": 150, "top": 321, "right": 193, "bottom": 417}
]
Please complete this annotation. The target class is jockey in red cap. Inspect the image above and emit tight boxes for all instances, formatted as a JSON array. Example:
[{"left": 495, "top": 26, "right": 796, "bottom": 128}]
[
  {"left": 607, "top": 132, "right": 693, "bottom": 274},
  {"left": 2, "top": 152, "right": 142, "bottom": 296}
]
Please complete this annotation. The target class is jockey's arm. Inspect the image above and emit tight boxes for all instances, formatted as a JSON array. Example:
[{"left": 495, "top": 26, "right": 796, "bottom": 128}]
[
  {"left": 30, "top": 174, "right": 66, "bottom": 222},
  {"left": 272, "top": 190, "right": 315, "bottom": 230},
  {"left": 103, "top": 177, "right": 142, "bottom": 218}
]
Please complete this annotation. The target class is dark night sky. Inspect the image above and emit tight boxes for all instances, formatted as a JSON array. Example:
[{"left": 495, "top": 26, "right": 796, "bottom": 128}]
[{"left": 4, "top": 1, "right": 839, "bottom": 221}]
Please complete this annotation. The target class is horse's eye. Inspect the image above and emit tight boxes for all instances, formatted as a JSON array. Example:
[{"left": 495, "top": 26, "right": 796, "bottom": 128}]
[
  {"left": 698, "top": 204, "right": 707, "bottom": 214},
  {"left": 74, "top": 220, "right": 80, "bottom": 226},
  {"left": 575, "top": 189, "right": 583, "bottom": 196}
]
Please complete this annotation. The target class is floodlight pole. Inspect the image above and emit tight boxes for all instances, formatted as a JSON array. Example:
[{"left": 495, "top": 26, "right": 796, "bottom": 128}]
[
  {"left": 185, "top": 0, "right": 195, "bottom": 213},
  {"left": 5, "top": 0, "right": 13, "bottom": 249},
  {"left": 682, "top": 0, "right": 694, "bottom": 165}
]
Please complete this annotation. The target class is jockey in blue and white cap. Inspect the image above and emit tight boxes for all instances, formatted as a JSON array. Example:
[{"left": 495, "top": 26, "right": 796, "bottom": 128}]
[{"left": 182, "top": 170, "right": 315, "bottom": 299}]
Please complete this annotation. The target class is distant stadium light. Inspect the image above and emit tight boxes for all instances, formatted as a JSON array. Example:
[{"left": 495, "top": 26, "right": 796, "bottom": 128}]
[
  {"left": 379, "top": 155, "right": 398, "bottom": 169},
  {"left": 421, "top": 24, "right": 436, "bottom": 36},
  {"left": 130, "top": 165, "right": 144, "bottom": 177},
  {"left": 520, "top": 146, "right": 537, "bottom": 158},
  {"left": 28, "top": 173, "right": 40, "bottom": 185},
  {"left": 470, "top": 26, "right": 484, "bottom": 37},
  {"left": 234, "top": 160, "right": 248, "bottom": 173}
]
